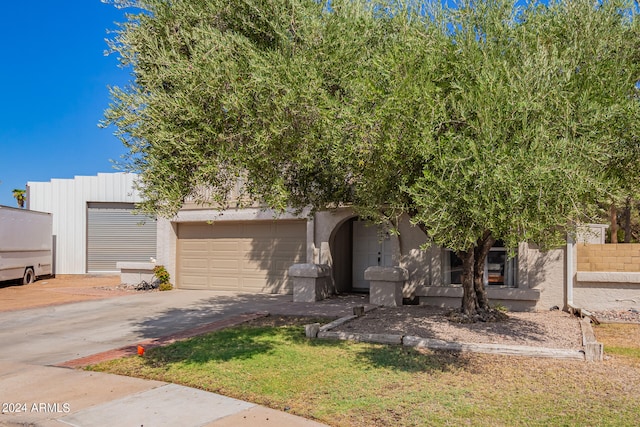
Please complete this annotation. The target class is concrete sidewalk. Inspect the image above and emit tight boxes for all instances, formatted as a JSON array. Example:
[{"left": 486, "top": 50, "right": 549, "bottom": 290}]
[{"left": 0, "top": 361, "right": 328, "bottom": 427}]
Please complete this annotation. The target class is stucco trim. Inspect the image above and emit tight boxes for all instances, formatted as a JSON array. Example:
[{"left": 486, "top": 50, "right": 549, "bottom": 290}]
[
  {"left": 415, "top": 285, "right": 540, "bottom": 301},
  {"left": 576, "top": 271, "right": 640, "bottom": 284},
  {"left": 172, "top": 207, "right": 310, "bottom": 223}
]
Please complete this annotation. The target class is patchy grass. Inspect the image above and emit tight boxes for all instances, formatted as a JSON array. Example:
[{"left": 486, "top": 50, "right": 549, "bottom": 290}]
[
  {"left": 89, "top": 318, "right": 640, "bottom": 427},
  {"left": 595, "top": 323, "right": 640, "bottom": 363}
]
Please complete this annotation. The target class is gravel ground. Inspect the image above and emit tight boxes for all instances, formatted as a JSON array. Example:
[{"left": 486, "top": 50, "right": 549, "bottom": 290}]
[
  {"left": 332, "top": 305, "right": 586, "bottom": 350},
  {"left": 591, "top": 309, "right": 640, "bottom": 323}
]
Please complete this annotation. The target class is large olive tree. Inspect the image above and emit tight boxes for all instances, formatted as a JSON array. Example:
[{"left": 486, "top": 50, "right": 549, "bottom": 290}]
[{"left": 104, "top": 0, "right": 640, "bottom": 320}]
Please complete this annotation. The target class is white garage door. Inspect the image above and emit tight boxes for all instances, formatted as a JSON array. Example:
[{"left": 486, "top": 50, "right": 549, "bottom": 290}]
[{"left": 177, "top": 221, "right": 306, "bottom": 292}]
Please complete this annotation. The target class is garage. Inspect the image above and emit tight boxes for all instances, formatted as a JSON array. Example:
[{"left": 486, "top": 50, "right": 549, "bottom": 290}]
[
  {"left": 87, "top": 202, "right": 157, "bottom": 273},
  {"left": 176, "top": 220, "right": 306, "bottom": 292}
]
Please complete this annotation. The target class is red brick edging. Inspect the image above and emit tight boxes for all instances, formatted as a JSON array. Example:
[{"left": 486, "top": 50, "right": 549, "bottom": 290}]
[{"left": 56, "top": 312, "right": 269, "bottom": 369}]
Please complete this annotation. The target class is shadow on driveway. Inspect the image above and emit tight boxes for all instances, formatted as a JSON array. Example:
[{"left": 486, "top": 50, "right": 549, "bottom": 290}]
[{"left": 132, "top": 292, "right": 371, "bottom": 340}]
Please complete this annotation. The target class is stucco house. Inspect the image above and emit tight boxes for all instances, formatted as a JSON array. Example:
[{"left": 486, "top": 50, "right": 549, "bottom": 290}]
[
  {"left": 25, "top": 172, "right": 638, "bottom": 312},
  {"left": 156, "top": 195, "right": 640, "bottom": 312}
]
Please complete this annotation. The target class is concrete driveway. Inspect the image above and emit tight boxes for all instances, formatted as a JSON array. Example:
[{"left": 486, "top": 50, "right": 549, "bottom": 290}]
[{"left": 0, "top": 286, "right": 364, "bottom": 426}]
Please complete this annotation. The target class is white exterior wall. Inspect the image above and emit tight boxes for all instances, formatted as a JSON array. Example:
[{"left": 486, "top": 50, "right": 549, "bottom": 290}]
[{"left": 27, "top": 173, "right": 143, "bottom": 274}]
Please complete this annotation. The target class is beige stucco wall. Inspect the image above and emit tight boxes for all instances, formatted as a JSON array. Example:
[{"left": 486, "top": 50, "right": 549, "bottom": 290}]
[
  {"left": 313, "top": 209, "right": 353, "bottom": 264},
  {"left": 413, "top": 243, "right": 564, "bottom": 311},
  {"left": 156, "top": 218, "right": 178, "bottom": 283},
  {"left": 313, "top": 210, "right": 568, "bottom": 310},
  {"left": 396, "top": 215, "right": 432, "bottom": 291},
  {"left": 573, "top": 279, "right": 640, "bottom": 311},
  {"left": 522, "top": 244, "right": 566, "bottom": 310},
  {"left": 160, "top": 204, "right": 583, "bottom": 311},
  {"left": 313, "top": 210, "right": 432, "bottom": 293}
]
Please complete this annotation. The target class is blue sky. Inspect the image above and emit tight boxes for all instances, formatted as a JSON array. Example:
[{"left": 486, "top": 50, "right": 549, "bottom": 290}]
[{"left": 0, "top": 1, "right": 133, "bottom": 207}]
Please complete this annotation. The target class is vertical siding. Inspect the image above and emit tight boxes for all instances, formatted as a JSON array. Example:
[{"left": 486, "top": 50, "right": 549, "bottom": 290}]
[{"left": 26, "top": 173, "right": 146, "bottom": 274}]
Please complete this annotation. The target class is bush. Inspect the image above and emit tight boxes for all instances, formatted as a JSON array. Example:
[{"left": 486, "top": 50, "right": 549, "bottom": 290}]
[
  {"left": 158, "top": 282, "right": 173, "bottom": 291},
  {"left": 153, "top": 265, "right": 173, "bottom": 291}
]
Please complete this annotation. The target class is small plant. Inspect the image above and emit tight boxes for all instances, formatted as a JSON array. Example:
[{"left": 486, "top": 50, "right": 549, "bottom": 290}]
[
  {"left": 153, "top": 265, "right": 173, "bottom": 291},
  {"left": 492, "top": 302, "right": 508, "bottom": 313},
  {"left": 158, "top": 282, "right": 173, "bottom": 291}
]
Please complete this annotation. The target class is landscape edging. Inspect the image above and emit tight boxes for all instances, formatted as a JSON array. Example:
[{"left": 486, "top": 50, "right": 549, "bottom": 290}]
[{"left": 313, "top": 309, "right": 590, "bottom": 361}]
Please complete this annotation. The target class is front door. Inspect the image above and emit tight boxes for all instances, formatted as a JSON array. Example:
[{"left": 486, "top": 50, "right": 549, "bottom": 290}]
[{"left": 352, "top": 220, "right": 392, "bottom": 291}]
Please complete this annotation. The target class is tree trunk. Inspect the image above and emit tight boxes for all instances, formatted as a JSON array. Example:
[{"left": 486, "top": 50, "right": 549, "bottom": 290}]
[
  {"left": 610, "top": 204, "right": 618, "bottom": 243},
  {"left": 623, "top": 198, "right": 632, "bottom": 243},
  {"left": 458, "top": 249, "right": 477, "bottom": 317},
  {"left": 473, "top": 230, "right": 496, "bottom": 311}
]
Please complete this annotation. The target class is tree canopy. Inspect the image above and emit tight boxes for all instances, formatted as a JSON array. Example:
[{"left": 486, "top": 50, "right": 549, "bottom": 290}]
[{"left": 104, "top": 0, "right": 640, "bottom": 318}]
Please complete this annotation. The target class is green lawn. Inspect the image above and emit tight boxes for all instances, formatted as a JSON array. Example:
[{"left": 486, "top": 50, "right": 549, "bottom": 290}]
[{"left": 89, "top": 319, "right": 640, "bottom": 427}]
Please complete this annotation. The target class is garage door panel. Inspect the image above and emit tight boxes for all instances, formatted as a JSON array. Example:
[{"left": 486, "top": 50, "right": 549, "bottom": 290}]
[
  {"left": 210, "top": 276, "right": 241, "bottom": 289},
  {"left": 182, "top": 259, "right": 209, "bottom": 270},
  {"left": 241, "top": 223, "right": 275, "bottom": 237},
  {"left": 241, "top": 253, "right": 302, "bottom": 271},
  {"left": 177, "top": 221, "right": 305, "bottom": 292},
  {"left": 242, "top": 258, "right": 293, "bottom": 272},
  {"left": 181, "top": 240, "right": 209, "bottom": 252},
  {"left": 210, "top": 241, "right": 242, "bottom": 256},
  {"left": 209, "top": 268, "right": 241, "bottom": 278},
  {"left": 210, "top": 258, "right": 241, "bottom": 268},
  {"left": 177, "top": 223, "right": 212, "bottom": 239},
  {"left": 242, "top": 279, "right": 271, "bottom": 292},
  {"left": 241, "top": 242, "right": 304, "bottom": 265},
  {"left": 180, "top": 275, "right": 211, "bottom": 289},
  {"left": 206, "top": 226, "right": 243, "bottom": 239}
]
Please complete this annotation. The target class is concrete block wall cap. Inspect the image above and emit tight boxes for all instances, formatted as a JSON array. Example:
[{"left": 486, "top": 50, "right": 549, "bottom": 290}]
[
  {"left": 288, "top": 263, "right": 331, "bottom": 278},
  {"left": 577, "top": 271, "right": 640, "bottom": 283},
  {"left": 364, "top": 266, "right": 409, "bottom": 281},
  {"left": 116, "top": 261, "right": 157, "bottom": 270}
]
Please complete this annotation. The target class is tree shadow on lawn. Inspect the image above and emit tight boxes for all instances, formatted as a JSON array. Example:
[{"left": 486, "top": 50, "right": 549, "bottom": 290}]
[
  {"left": 349, "top": 342, "right": 472, "bottom": 373},
  {"left": 142, "top": 325, "right": 291, "bottom": 365},
  {"left": 140, "top": 320, "right": 470, "bottom": 374}
]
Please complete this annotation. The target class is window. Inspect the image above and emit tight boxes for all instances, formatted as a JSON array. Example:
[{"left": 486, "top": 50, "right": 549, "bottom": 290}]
[{"left": 443, "top": 241, "right": 517, "bottom": 287}]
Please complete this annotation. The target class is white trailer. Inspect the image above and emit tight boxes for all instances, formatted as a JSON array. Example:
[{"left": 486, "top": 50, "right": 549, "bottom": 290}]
[{"left": 0, "top": 205, "right": 53, "bottom": 284}]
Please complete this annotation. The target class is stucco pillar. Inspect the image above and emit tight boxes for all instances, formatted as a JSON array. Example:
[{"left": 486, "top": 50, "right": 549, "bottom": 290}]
[
  {"left": 156, "top": 218, "right": 177, "bottom": 283},
  {"left": 365, "top": 266, "right": 409, "bottom": 307},
  {"left": 289, "top": 263, "right": 332, "bottom": 302}
]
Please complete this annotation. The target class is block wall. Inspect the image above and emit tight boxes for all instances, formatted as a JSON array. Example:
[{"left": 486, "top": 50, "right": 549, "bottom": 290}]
[{"left": 577, "top": 244, "right": 640, "bottom": 272}]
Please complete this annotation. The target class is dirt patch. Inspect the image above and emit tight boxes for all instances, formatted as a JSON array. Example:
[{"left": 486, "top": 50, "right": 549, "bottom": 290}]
[
  {"left": 332, "top": 305, "right": 585, "bottom": 349},
  {"left": 239, "top": 307, "right": 586, "bottom": 351},
  {"left": 0, "top": 275, "right": 149, "bottom": 312}
]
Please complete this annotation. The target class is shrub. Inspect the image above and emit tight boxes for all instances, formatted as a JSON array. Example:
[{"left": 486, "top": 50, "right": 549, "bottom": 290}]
[
  {"left": 153, "top": 265, "right": 173, "bottom": 291},
  {"left": 158, "top": 282, "right": 173, "bottom": 291}
]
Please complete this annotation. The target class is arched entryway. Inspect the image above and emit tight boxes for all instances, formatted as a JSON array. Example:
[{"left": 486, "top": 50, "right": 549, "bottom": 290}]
[{"left": 330, "top": 217, "right": 394, "bottom": 293}]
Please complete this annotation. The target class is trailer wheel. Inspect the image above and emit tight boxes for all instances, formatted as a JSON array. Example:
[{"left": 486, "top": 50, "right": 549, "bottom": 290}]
[{"left": 22, "top": 268, "right": 35, "bottom": 285}]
